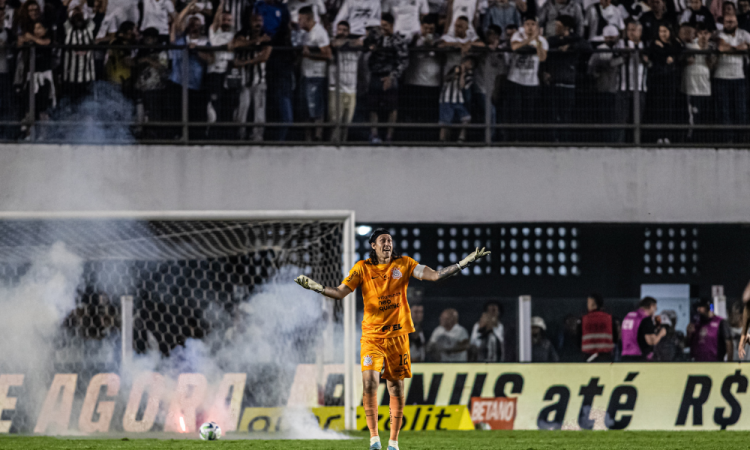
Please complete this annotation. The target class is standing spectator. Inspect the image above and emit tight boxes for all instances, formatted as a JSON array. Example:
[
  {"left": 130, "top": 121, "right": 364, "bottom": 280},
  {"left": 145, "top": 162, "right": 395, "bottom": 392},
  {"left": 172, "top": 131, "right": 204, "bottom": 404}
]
[
  {"left": 481, "top": 0, "right": 521, "bottom": 36},
  {"left": 686, "top": 298, "right": 733, "bottom": 361},
  {"left": 539, "top": 0, "right": 584, "bottom": 37},
  {"left": 17, "top": 21, "right": 54, "bottom": 138},
  {"left": 714, "top": 14, "right": 750, "bottom": 143},
  {"left": 439, "top": 15, "right": 483, "bottom": 76},
  {"left": 409, "top": 304, "right": 427, "bottom": 362},
  {"left": 254, "top": 0, "right": 290, "bottom": 37},
  {"left": 167, "top": 2, "right": 212, "bottom": 139},
  {"left": 219, "top": 0, "right": 252, "bottom": 33},
  {"left": 531, "top": 317, "right": 559, "bottom": 362},
  {"left": 646, "top": 24, "right": 680, "bottom": 143},
  {"left": 507, "top": 15, "right": 548, "bottom": 141},
  {"left": 445, "top": 0, "right": 486, "bottom": 35},
  {"left": 298, "top": 5, "right": 331, "bottom": 141},
  {"left": 206, "top": 1, "right": 237, "bottom": 139},
  {"left": 472, "top": 24, "right": 505, "bottom": 140},
  {"left": 97, "top": 0, "right": 141, "bottom": 40},
  {"left": 135, "top": 27, "right": 170, "bottom": 139},
  {"left": 333, "top": 0, "right": 381, "bottom": 36},
  {"left": 328, "top": 20, "right": 360, "bottom": 142},
  {"left": 427, "top": 308, "right": 470, "bottom": 362},
  {"left": 585, "top": 0, "right": 625, "bottom": 42},
  {"left": 679, "top": 0, "right": 716, "bottom": 31},
  {"left": 470, "top": 301, "right": 505, "bottom": 362},
  {"left": 61, "top": 7, "right": 98, "bottom": 104},
  {"left": 288, "top": 0, "right": 327, "bottom": 24},
  {"left": 620, "top": 297, "right": 666, "bottom": 362},
  {"left": 588, "top": 25, "right": 623, "bottom": 142},
  {"left": 556, "top": 314, "right": 581, "bottom": 361},
  {"left": 438, "top": 59, "right": 472, "bottom": 142},
  {"left": 615, "top": 20, "right": 647, "bottom": 143},
  {"left": 716, "top": 1, "right": 737, "bottom": 28},
  {"left": 232, "top": 13, "right": 272, "bottom": 141},
  {"left": 383, "top": 0, "right": 429, "bottom": 40},
  {"left": 402, "top": 15, "right": 441, "bottom": 140},
  {"left": 545, "top": 15, "right": 591, "bottom": 142},
  {"left": 254, "top": 0, "right": 291, "bottom": 140},
  {"left": 640, "top": 0, "right": 676, "bottom": 42},
  {"left": 738, "top": 0, "right": 750, "bottom": 31},
  {"left": 364, "top": 12, "right": 409, "bottom": 144},
  {"left": 681, "top": 23, "right": 714, "bottom": 142},
  {"left": 140, "top": 0, "right": 175, "bottom": 42},
  {"left": 577, "top": 293, "right": 617, "bottom": 362},
  {"left": 104, "top": 21, "right": 137, "bottom": 98}
]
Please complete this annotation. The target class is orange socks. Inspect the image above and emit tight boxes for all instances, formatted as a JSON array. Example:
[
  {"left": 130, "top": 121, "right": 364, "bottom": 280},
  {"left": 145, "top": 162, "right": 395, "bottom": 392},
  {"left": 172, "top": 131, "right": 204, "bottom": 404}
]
[
  {"left": 389, "top": 395, "right": 405, "bottom": 441},
  {"left": 363, "top": 392, "right": 379, "bottom": 438}
]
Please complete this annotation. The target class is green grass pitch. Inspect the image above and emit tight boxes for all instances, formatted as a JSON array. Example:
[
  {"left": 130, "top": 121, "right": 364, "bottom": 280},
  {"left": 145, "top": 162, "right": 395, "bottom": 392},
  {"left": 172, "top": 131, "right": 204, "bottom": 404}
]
[{"left": 2, "top": 431, "right": 748, "bottom": 450}]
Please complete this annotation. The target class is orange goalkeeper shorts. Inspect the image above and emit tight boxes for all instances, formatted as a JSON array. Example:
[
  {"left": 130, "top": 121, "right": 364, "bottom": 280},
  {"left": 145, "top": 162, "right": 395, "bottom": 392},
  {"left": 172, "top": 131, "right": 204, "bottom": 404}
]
[{"left": 360, "top": 334, "right": 412, "bottom": 380}]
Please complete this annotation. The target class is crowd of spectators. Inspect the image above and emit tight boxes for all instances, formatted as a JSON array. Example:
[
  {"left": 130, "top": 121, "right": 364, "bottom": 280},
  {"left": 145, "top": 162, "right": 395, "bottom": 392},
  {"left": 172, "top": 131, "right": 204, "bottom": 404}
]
[
  {"left": 3, "top": 0, "right": 750, "bottom": 142},
  {"left": 410, "top": 294, "right": 747, "bottom": 363}
]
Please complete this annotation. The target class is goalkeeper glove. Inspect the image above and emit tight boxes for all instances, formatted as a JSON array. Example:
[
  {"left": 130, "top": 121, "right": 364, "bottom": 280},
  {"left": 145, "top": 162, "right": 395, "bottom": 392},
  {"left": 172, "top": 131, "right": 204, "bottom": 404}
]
[
  {"left": 458, "top": 247, "right": 491, "bottom": 269},
  {"left": 295, "top": 275, "right": 324, "bottom": 294}
]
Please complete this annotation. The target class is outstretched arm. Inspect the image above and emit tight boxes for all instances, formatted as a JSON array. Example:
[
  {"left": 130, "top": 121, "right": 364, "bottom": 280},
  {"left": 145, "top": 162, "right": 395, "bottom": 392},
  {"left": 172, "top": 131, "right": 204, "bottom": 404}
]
[
  {"left": 295, "top": 275, "right": 353, "bottom": 300},
  {"left": 415, "top": 247, "right": 490, "bottom": 282}
]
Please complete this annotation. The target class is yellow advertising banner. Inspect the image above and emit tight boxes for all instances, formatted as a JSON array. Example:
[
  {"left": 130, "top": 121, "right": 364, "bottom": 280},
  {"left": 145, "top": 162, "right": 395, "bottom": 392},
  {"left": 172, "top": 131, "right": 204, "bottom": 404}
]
[
  {"left": 290, "top": 363, "right": 750, "bottom": 431},
  {"left": 236, "top": 405, "right": 474, "bottom": 432}
]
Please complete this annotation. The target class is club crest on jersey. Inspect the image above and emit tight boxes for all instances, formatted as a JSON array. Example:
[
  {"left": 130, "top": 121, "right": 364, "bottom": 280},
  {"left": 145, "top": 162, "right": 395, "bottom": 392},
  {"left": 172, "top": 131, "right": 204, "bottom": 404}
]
[
  {"left": 392, "top": 268, "right": 402, "bottom": 280},
  {"left": 363, "top": 355, "right": 373, "bottom": 366}
]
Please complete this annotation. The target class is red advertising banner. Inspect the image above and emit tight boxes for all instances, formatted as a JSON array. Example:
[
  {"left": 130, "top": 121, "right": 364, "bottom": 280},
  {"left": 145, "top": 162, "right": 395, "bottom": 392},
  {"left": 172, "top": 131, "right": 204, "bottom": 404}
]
[{"left": 470, "top": 397, "right": 517, "bottom": 430}]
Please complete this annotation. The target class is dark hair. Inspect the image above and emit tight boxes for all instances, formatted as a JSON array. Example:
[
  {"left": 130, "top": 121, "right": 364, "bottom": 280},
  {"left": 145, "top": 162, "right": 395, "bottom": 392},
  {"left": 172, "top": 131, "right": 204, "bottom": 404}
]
[
  {"left": 723, "top": 0, "right": 737, "bottom": 11},
  {"left": 118, "top": 20, "right": 136, "bottom": 35},
  {"left": 421, "top": 13, "right": 438, "bottom": 25},
  {"left": 143, "top": 26, "right": 160, "bottom": 38},
  {"left": 557, "top": 14, "right": 576, "bottom": 30},
  {"left": 299, "top": 5, "right": 314, "bottom": 17},
  {"left": 337, "top": 20, "right": 350, "bottom": 29},
  {"left": 486, "top": 24, "right": 503, "bottom": 35},
  {"left": 523, "top": 14, "right": 538, "bottom": 22},
  {"left": 382, "top": 12, "right": 395, "bottom": 24},
  {"left": 367, "top": 247, "right": 401, "bottom": 265},
  {"left": 483, "top": 301, "right": 504, "bottom": 317},
  {"left": 588, "top": 293, "right": 604, "bottom": 310},
  {"left": 506, "top": 23, "right": 519, "bottom": 30},
  {"left": 456, "top": 15, "right": 470, "bottom": 23},
  {"left": 695, "top": 298, "right": 712, "bottom": 309},
  {"left": 639, "top": 296, "right": 657, "bottom": 309},
  {"left": 657, "top": 23, "right": 674, "bottom": 42}
]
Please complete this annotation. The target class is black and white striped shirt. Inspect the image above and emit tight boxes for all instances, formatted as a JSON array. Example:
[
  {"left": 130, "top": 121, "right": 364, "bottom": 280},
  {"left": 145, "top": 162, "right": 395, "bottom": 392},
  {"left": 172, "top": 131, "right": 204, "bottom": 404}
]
[
  {"left": 222, "top": 0, "right": 252, "bottom": 32},
  {"left": 440, "top": 66, "right": 471, "bottom": 104},
  {"left": 237, "top": 43, "right": 268, "bottom": 87},
  {"left": 618, "top": 40, "right": 647, "bottom": 92},
  {"left": 62, "top": 20, "right": 96, "bottom": 84}
]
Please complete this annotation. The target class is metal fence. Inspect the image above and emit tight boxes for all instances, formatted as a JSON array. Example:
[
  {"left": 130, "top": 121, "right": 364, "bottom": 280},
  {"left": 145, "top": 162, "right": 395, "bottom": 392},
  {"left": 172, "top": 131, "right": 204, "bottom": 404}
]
[{"left": 4, "top": 43, "right": 750, "bottom": 146}]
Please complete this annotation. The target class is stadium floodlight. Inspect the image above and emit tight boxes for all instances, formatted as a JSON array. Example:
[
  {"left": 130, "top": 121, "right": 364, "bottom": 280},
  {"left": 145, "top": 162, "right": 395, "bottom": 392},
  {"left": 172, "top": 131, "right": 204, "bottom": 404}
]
[{"left": 0, "top": 210, "right": 358, "bottom": 431}]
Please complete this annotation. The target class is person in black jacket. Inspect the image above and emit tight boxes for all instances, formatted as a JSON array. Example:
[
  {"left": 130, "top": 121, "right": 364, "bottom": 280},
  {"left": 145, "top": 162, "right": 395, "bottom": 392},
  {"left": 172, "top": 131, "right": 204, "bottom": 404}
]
[
  {"left": 544, "top": 14, "right": 591, "bottom": 142},
  {"left": 646, "top": 23, "right": 681, "bottom": 143}
]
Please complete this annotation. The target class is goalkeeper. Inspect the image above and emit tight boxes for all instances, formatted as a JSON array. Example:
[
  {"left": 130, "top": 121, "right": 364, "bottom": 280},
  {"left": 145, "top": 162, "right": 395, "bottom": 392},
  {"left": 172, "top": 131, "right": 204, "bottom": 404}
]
[{"left": 295, "top": 228, "right": 489, "bottom": 450}]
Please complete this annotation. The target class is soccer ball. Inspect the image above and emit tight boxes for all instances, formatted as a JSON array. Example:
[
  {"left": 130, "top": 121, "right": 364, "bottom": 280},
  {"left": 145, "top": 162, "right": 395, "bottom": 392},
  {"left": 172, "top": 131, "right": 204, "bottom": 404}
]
[{"left": 199, "top": 422, "right": 222, "bottom": 440}]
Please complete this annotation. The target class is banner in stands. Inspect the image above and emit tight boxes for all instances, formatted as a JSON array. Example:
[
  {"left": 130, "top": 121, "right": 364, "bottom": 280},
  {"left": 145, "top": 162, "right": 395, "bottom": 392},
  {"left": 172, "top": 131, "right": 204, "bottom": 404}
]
[{"left": 1, "top": 363, "right": 750, "bottom": 433}]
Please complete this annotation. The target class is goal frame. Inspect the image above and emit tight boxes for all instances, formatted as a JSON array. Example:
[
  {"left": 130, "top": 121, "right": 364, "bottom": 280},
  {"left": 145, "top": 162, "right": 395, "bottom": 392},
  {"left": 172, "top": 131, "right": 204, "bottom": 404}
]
[{"left": 0, "top": 210, "right": 358, "bottom": 430}]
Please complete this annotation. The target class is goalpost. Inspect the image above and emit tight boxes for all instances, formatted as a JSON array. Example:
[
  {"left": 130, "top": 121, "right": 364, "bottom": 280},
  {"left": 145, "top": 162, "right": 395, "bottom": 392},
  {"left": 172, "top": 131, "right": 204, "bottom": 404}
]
[{"left": 0, "top": 210, "right": 358, "bottom": 432}]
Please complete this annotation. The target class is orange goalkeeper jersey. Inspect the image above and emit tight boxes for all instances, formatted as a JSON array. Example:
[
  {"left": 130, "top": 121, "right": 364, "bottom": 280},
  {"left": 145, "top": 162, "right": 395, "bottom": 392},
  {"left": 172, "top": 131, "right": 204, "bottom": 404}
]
[{"left": 342, "top": 256, "right": 418, "bottom": 339}]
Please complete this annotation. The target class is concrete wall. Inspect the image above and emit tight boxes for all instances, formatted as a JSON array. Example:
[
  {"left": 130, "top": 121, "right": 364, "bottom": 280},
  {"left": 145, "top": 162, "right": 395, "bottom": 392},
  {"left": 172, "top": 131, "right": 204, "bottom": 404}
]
[{"left": 2, "top": 144, "right": 749, "bottom": 223}]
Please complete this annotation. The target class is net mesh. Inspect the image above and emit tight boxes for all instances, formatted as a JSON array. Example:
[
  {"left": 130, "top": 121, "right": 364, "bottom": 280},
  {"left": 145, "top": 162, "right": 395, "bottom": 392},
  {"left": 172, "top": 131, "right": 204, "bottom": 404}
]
[{"left": 0, "top": 219, "right": 344, "bottom": 362}]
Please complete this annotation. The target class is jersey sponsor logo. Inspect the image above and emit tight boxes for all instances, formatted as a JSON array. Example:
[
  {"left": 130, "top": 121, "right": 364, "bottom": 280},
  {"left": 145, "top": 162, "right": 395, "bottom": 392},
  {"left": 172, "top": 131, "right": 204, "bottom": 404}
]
[
  {"left": 381, "top": 324, "right": 403, "bottom": 332},
  {"left": 363, "top": 355, "right": 373, "bottom": 366},
  {"left": 392, "top": 268, "right": 402, "bottom": 280}
]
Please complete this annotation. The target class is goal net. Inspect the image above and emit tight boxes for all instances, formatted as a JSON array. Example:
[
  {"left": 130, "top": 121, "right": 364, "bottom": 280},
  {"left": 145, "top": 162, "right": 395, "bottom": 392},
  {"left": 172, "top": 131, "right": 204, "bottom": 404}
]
[{"left": 0, "top": 211, "right": 356, "bottom": 434}]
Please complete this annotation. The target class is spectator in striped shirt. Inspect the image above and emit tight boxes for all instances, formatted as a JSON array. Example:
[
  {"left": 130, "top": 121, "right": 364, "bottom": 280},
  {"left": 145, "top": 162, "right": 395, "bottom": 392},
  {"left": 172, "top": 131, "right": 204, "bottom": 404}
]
[
  {"left": 232, "top": 13, "right": 272, "bottom": 141},
  {"left": 439, "top": 59, "right": 473, "bottom": 142},
  {"left": 61, "top": 6, "right": 102, "bottom": 105}
]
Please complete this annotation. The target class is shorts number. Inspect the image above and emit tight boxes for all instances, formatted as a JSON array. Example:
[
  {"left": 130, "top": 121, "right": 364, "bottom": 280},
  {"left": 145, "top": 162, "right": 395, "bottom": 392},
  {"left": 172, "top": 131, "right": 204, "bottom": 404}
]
[{"left": 398, "top": 353, "right": 409, "bottom": 366}]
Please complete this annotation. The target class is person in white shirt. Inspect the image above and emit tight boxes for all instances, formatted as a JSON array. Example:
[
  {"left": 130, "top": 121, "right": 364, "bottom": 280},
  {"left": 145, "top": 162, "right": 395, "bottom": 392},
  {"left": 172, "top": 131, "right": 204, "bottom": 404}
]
[
  {"left": 333, "top": 0, "right": 381, "bottom": 36},
  {"left": 507, "top": 15, "right": 548, "bottom": 140},
  {"left": 402, "top": 15, "right": 442, "bottom": 139},
  {"left": 682, "top": 24, "right": 715, "bottom": 142},
  {"left": 382, "top": 0, "right": 429, "bottom": 40},
  {"left": 446, "top": 0, "right": 487, "bottom": 35},
  {"left": 299, "top": 5, "right": 332, "bottom": 140},
  {"left": 585, "top": 0, "right": 625, "bottom": 41},
  {"left": 714, "top": 14, "right": 750, "bottom": 142},
  {"left": 206, "top": 0, "right": 236, "bottom": 138},
  {"left": 328, "top": 20, "right": 361, "bottom": 142},
  {"left": 140, "top": 0, "right": 176, "bottom": 40},
  {"left": 427, "top": 308, "right": 470, "bottom": 362},
  {"left": 287, "top": 0, "right": 326, "bottom": 23},
  {"left": 438, "top": 15, "right": 484, "bottom": 74}
]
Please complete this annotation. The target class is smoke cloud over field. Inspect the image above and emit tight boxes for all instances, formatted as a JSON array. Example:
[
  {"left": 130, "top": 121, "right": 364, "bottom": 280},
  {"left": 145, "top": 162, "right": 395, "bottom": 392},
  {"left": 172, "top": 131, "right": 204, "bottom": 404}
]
[{"left": 0, "top": 242, "right": 346, "bottom": 439}]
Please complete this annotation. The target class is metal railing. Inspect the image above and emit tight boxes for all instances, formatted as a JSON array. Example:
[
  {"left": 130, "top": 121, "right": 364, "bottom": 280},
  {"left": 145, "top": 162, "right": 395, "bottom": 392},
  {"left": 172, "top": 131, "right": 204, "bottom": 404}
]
[{"left": 2, "top": 43, "right": 749, "bottom": 146}]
